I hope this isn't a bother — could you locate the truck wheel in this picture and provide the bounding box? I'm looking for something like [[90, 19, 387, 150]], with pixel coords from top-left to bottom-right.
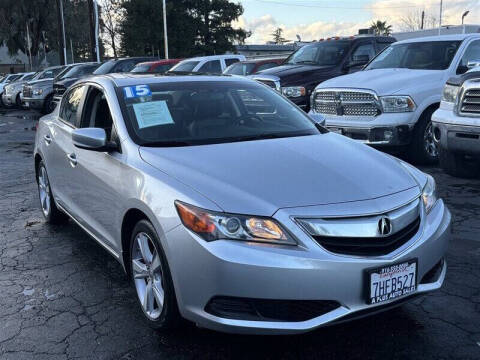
[[408, 108, 438, 165], [42, 94, 55, 114], [439, 148, 478, 179], [15, 94, 22, 108]]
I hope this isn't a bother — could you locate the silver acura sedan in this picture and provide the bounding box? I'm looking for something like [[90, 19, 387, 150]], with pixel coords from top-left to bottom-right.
[[34, 74, 451, 334]]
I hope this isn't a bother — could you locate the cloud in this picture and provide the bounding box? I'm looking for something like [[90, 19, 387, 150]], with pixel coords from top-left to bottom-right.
[[236, 0, 479, 44]]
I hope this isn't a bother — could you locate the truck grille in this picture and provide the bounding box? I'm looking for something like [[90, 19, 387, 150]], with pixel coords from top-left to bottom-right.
[[23, 85, 32, 98], [460, 88, 480, 115], [314, 90, 380, 117]]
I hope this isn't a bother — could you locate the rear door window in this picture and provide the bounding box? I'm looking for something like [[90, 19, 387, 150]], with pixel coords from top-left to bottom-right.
[[198, 60, 222, 74]]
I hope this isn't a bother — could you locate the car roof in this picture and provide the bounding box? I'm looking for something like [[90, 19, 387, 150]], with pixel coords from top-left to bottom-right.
[[240, 58, 285, 64], [395, 33, 480, 45], [92, 73, 252, 88], [181, 54, 245, 61]]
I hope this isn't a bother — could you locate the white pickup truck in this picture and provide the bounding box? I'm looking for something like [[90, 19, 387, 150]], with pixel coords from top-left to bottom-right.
[[309, 34, 480, 164], [432, 67, 480, 177]]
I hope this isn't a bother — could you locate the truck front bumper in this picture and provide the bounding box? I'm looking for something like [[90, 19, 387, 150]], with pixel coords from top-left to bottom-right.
[[432, 108, 480, 155], [312, 112, 415, 146]]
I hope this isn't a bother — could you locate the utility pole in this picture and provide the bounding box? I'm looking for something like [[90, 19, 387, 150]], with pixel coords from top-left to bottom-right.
[[163, 0, 169, 59], [25, 22, 33, 71], [438, 0, 443, 35], [88, 0, 97, 62], [94, 0, 100, 62], [421, 11, 425, 30], [56, 0, 66, 65], [70, 38, 74, 63], [42, 31, 48, 66]]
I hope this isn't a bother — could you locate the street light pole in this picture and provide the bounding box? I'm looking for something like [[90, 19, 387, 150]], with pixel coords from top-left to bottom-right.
[[462, 10, 470, 34], [162, 0, 169, 59], [438, 0, 443, 35], [60, 0, 67, 64], [94, 0, 100, 62]]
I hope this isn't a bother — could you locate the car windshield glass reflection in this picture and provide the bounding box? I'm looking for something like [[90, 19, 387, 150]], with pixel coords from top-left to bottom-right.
[[118, 81, 320, 146], [366, 41, 462, 70], [285, 41, 351, 66]]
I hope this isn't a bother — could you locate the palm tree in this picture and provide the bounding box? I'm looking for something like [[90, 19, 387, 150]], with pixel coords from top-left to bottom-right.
[[370, 20, 393, 36]]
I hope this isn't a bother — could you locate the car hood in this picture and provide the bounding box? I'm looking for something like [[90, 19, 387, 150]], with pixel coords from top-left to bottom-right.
[[54, 78, 79, 87], [257, 64, 336, 82], [318, 68, 445, 95], [139, 134, 418, 216], [26, 79, 53, 87]]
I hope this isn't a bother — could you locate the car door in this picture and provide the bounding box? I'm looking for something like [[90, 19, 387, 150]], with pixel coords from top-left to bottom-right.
[[67, 85, 127, 252], [44, 84, 87, 216]]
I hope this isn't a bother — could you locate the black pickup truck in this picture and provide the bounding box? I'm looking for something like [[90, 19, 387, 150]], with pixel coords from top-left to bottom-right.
[[252, 35, 396, 111]]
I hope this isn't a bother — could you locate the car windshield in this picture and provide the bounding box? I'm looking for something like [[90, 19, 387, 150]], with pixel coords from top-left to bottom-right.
[[169, 61, 200, 73], [93, 60, 117, 75], [38, 68, 63, 80], [7, 75, 21, 82], [224, 62, 256, 75], [22, 73, 35, 81], [285, 41, 351, 66], [59, 64, 100, 79], [366, 41, 462, 70], [118, 80, 321, 146], [131, 64, 151, 72]]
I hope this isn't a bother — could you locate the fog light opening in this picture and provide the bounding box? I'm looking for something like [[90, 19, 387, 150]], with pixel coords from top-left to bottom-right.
[[383, 130, 393, 142]]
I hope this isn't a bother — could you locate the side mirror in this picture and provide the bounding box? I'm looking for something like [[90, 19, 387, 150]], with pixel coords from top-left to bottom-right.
[[467, 60, 480, 69], [72, 128, 115, 152]]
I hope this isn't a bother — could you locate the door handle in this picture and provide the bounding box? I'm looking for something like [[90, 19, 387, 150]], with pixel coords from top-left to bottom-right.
[[44, 134, 52, 145], [67, 153, 77, 167]]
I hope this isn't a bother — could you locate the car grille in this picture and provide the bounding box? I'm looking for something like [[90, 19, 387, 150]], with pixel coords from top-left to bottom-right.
[[314, 90, 380, 117], [459, 88, 480, 115], [297, 198, 421, 256], [205, 296, 341, 322], [53, 84, 66, 97], [311, 217, 420, 256], [23, 85, 32, 98]]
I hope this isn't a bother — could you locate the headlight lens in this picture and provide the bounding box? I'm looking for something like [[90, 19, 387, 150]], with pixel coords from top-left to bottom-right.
[[380, 96, 416, 113], [33, 88, 43, 95], [441, 84, 459, 104], [422, 175, 438, 213], [175, 201, 296, 245], [281, 86, 306, 98]]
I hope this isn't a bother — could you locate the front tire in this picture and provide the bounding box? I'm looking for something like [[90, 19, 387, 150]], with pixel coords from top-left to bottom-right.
[[439, 148, 478, 178], [408, 108, 438, 165], [37, 161, 69, 224], [129, 220, 181, 330], [42, 94, 55, 114]]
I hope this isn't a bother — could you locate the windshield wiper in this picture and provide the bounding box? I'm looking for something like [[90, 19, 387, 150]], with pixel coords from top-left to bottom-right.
[[140, 140, 192, 147]]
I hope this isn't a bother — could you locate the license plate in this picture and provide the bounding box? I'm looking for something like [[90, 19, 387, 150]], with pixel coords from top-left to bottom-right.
[[366, 259, 417, 305], [329, 127, 343, 135]]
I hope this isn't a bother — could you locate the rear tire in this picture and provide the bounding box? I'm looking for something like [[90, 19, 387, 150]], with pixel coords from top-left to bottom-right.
[[439, 148, 478, 178], [408, 108, 438, 165], [129, 219, 181, 330], [37, 160, 69, 224]]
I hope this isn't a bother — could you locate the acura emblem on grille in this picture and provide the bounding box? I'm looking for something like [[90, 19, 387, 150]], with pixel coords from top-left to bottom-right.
[[378, 216, 392, 236]]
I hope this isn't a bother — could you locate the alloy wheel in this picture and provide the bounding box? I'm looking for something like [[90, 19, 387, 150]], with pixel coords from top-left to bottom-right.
[[132, 232, 165, 320], [38, 166, 51, 217], [424, 121, 438, 158]]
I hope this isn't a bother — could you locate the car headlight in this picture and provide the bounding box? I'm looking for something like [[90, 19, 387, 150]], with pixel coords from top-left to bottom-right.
[[441, 84, 459, 104], [422, 175, 438, 213], [175, 201, 296, 245], [33, 88, 43, 95], [281, 86, 306, 98], [380, 96, 416, 113]]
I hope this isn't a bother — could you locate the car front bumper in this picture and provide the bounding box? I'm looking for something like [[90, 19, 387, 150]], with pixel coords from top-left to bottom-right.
[[432, 108, 480, 155], [164, 198, 451, 334], [313, 112, 416, 146], [22, 96, 45, 109]]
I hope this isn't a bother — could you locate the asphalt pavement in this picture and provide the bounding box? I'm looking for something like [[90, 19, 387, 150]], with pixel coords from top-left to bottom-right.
[[0, 109, 479, 360]]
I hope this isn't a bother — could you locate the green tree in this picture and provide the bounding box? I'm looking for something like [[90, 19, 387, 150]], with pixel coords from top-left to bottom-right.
[[271, 27, 287, 44], [119, 0, 249, 58], [370, 20, 393, 36]]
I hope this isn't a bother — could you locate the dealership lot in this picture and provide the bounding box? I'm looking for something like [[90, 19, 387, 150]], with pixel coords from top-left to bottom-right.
[[0, 110, 479, 360]]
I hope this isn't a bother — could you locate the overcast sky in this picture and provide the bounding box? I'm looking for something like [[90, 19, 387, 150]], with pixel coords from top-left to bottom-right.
[[235, 0, 480, 43]]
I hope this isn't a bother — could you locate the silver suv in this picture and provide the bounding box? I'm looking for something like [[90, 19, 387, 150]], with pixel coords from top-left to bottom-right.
[[34, 74, 451, 334]]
